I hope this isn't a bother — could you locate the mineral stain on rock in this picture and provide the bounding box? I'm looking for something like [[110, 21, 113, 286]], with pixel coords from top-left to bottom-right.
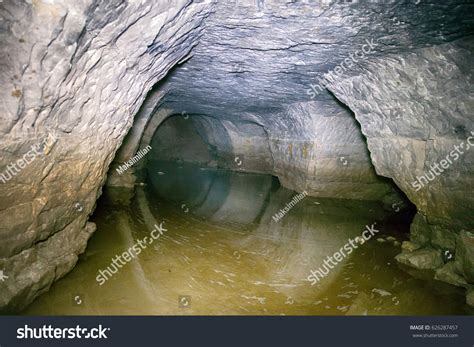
[[11, 89, 21, 98]]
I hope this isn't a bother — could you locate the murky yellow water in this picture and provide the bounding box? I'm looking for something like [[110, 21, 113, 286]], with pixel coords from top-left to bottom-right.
[[24, 165, 470, 315]]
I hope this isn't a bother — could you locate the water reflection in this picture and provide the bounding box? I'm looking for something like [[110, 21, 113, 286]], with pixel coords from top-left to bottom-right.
[[148, 161, 274, 225], [23, 162, 470, 315]]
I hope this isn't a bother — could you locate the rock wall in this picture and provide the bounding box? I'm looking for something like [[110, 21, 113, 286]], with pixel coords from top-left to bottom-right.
[[150, 115, 217, 166], [0, 0, 212, 312], [1, 0, 473, 312], [140, 0, 473, 301], [328, 38, 474, 294], [153, 0, 474, 201], [265, 101, 395, 200], [137, 101, 396, 201]]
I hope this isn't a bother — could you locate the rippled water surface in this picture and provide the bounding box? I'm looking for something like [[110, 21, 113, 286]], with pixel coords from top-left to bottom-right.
[[24, 163, 470, 315]]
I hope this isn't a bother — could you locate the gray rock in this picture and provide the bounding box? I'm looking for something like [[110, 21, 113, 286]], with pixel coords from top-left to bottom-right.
[[431, 226, 457, 252], [0, 0, 213, 312], [0, 221, 95, 313], [467, 288, 474, 307], [434, 262, 467, 287], [401, 241, 421, 253], [1, 0, 473, 312], [456, 231, 474, 283], [396, 248, 444, 270], [409, 214, 432, 247]]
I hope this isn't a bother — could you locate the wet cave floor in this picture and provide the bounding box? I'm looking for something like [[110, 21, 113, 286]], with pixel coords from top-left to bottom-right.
[[23, 164, 469, 315]]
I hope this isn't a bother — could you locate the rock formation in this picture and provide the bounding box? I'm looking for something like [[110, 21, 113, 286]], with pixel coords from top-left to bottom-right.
[[0, 0, 473, 312], [0, 0, 212, 312]]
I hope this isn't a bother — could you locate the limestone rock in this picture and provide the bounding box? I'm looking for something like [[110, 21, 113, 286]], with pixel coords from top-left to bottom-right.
[[434, 262, 468, 287], [0, 0, 213, 312], [1, 0, 473, 313], [456, 230, 474, 283], [467, 288, 474, 307], [431, 226, 457, 252], [396, 248, 444, 270], [409, 214, 432, 247], [401, 241, 421, 253]]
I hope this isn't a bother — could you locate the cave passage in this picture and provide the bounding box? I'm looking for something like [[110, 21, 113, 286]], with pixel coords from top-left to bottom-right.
[[2, 0, 474, 319], [22, 114, 468, 315]]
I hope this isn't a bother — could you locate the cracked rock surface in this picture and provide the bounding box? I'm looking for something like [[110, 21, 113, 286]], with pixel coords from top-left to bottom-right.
[[0, 0, 212, 312]]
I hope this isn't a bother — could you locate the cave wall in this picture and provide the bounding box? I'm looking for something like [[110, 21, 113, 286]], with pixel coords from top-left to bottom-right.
[[264, 101, 395, 200], [156, 0, 474, 201], [143, 0, 473, 295], [328, 39, 474, 231], [211, 119, 275, 173], [136, 104, 395, 200], [327, 38, 474, 288], [1, 0, 473, 312], [0, 0, 213, 312], [108, 0, 474, 205], [106, 87, 169, 190], [151, 115, 216, 166]]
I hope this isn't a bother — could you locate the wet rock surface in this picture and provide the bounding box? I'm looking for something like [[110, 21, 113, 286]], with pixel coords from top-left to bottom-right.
[[456, 231, 474, 283], [158, 1, 474, 202], [1, 0, 473, 311], [434, 262, 468, 288], [395, 248, 444, 270], [0, 0, 212, 312], [467, 288, 474, 307]]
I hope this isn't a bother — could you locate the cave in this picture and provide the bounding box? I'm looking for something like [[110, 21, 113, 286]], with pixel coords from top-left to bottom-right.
[[0, 0, 473, 315]]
